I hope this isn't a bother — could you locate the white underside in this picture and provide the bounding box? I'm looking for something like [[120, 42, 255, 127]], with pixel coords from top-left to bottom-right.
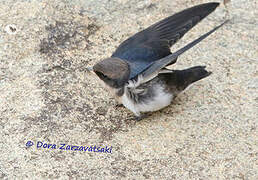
[[96, 73, 174, 116], [121, 76, 174, 116]]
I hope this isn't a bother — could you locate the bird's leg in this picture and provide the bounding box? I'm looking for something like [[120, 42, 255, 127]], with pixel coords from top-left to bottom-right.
[[114, 103, 124, 108], [134, 113, 149, 121]]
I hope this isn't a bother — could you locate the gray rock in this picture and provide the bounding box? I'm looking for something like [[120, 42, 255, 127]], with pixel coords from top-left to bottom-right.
[[0, 0, 257, 179]]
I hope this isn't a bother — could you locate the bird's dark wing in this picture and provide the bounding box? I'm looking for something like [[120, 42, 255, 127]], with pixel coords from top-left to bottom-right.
[[141, 20, 228, 81], [111, 2, 219, 79]]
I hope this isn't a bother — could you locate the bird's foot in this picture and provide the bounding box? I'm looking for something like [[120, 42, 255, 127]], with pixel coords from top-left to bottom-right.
[[134, 114, 148, 121], [114, 104, 124, 108]]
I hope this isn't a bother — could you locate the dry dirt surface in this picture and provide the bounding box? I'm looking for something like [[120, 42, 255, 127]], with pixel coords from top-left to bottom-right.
[[0, 0, 257, 179]]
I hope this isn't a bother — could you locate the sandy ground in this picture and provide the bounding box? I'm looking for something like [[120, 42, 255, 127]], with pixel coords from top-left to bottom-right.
[[0, 0, 257, 179]]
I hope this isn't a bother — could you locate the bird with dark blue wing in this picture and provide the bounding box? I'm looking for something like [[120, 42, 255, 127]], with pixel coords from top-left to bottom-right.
[[91, 2, 227, 120]]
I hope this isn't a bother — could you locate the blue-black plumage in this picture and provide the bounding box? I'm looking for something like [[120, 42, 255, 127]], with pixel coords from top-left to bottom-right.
[[91, 2, 227, 120], [112, 2, 220, 79]]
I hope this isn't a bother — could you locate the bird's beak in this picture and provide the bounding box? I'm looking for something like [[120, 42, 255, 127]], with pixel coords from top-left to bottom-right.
[[86, 66, 93, 72]]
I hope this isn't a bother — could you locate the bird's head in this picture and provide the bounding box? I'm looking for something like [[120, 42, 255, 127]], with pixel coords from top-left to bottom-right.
[[93, 57, 130, 88]]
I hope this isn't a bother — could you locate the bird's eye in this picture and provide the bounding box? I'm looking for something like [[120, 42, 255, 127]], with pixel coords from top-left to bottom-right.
[[101, 73, 107, 78], [96, 72, 109, 80]]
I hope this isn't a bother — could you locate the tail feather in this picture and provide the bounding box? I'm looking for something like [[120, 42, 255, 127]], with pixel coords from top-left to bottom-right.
[[175, 66, 212, 90], [161, 66, 212, 92]]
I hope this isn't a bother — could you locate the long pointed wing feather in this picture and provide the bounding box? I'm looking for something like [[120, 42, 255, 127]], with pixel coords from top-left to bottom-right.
[[112, 3, 220, 79], [140, 20, 229, 80]]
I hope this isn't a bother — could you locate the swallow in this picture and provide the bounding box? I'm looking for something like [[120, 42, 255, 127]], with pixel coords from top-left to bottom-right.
[[90, 2, 227, 120]]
